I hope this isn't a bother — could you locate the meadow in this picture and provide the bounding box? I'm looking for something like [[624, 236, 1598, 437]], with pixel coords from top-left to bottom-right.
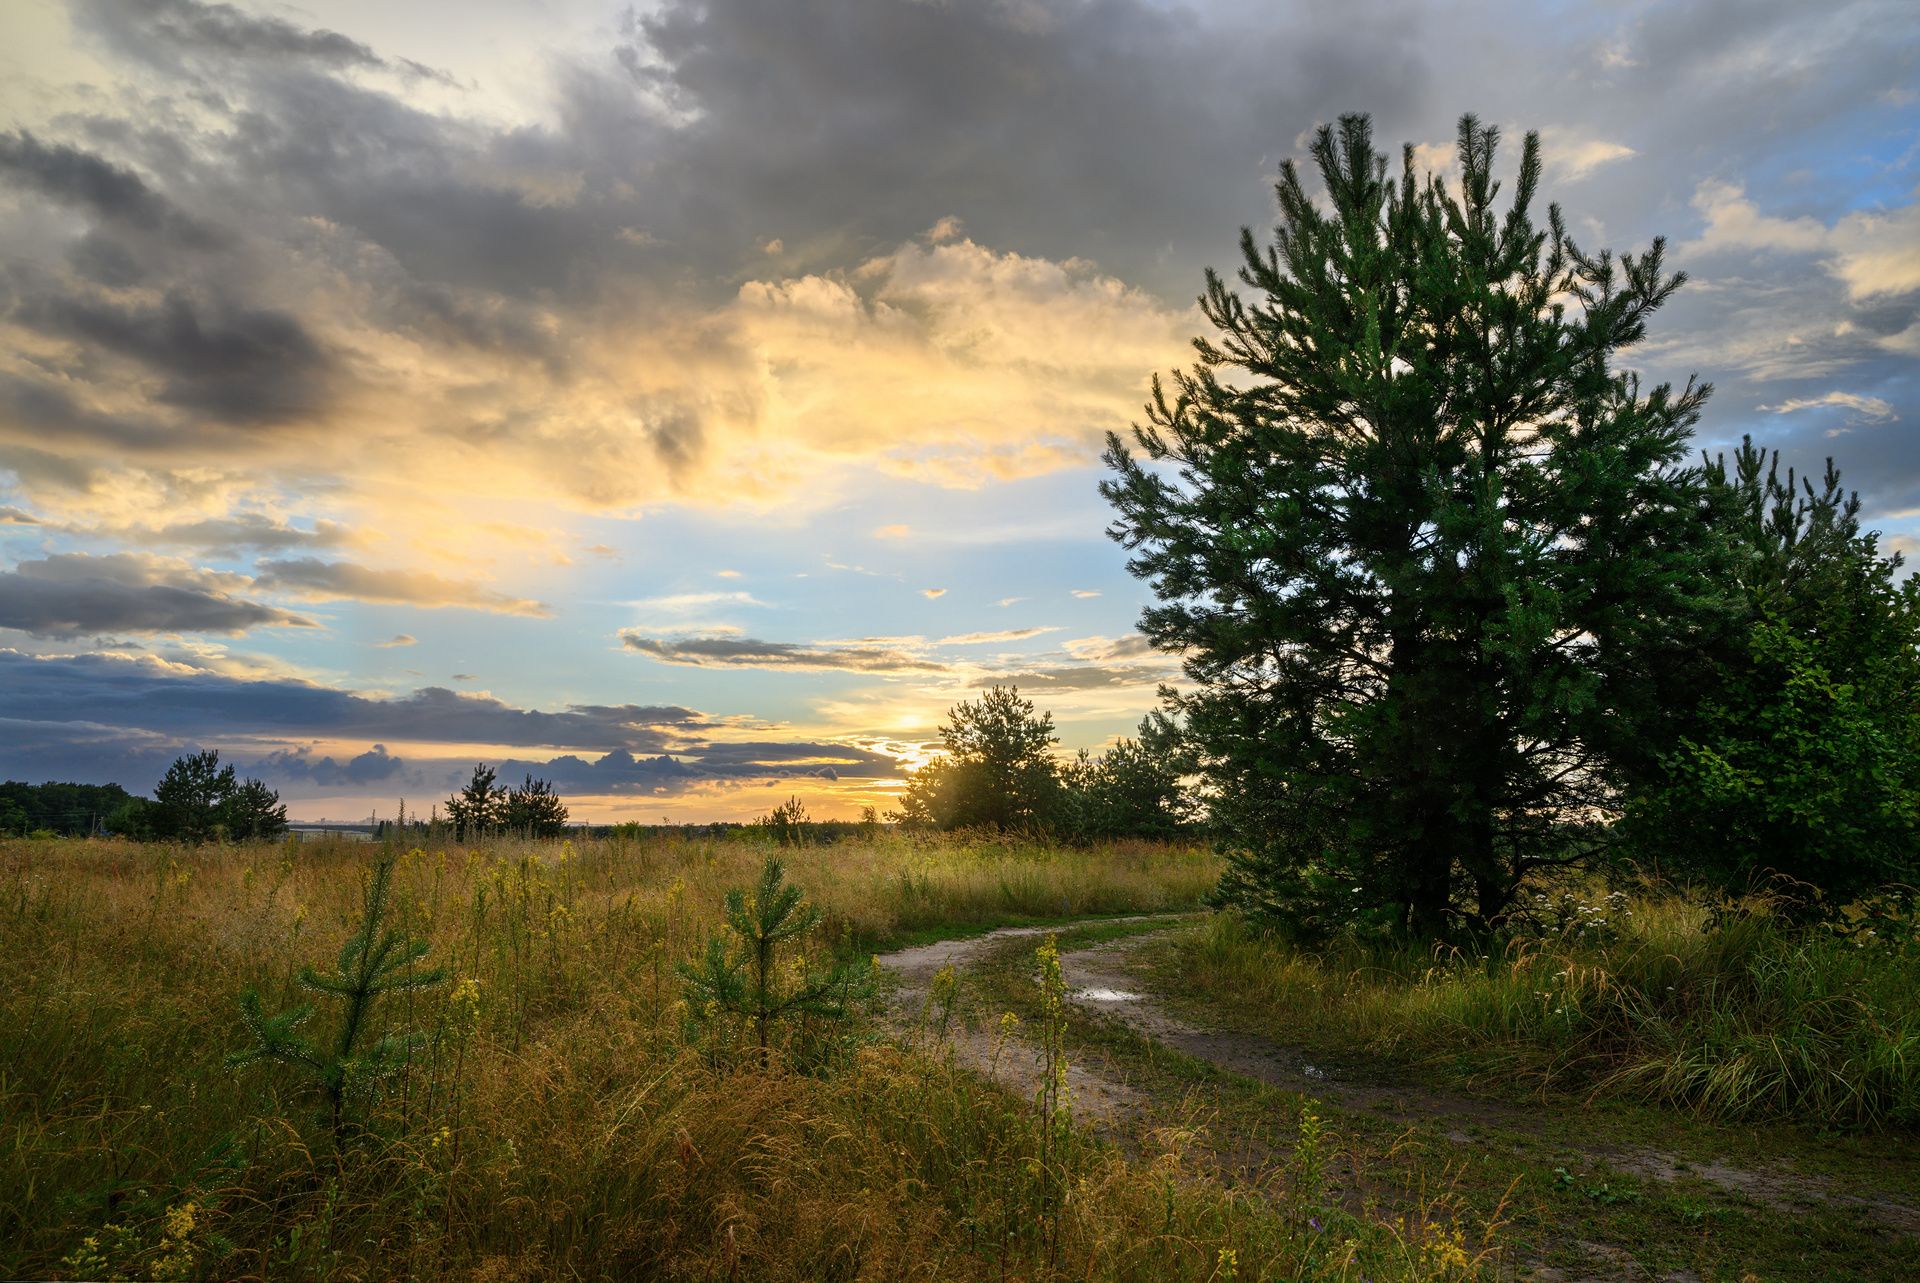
[[2, 830, 1504, 1283], [6, 832, 1914, 1282]]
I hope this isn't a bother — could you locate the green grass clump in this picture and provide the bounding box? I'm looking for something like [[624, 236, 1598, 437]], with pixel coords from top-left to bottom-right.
[[1174, 887, 1920, 1127]]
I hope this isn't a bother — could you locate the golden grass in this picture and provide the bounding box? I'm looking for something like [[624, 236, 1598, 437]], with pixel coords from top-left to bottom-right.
[[0, 831, 1504, 1281]]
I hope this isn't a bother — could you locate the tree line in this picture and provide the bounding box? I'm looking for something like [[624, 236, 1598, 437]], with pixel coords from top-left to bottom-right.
[[1095, 112, 1918, 936], [892, 685, 1191, 841]]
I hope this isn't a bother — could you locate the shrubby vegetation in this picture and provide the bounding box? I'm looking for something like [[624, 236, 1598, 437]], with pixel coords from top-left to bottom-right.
[[896, 686, 1191, 842]]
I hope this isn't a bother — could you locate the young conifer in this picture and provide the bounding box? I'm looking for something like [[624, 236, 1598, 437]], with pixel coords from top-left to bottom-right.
[[229, 853, 446, 1138], [680, 856, 871, 1060]]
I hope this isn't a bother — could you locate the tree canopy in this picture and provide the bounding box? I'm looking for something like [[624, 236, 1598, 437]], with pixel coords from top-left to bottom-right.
[[1104, 113, 1712, 937]]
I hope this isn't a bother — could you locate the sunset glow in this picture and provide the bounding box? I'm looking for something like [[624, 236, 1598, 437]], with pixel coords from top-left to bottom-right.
[[1, 0, 1914, 822]]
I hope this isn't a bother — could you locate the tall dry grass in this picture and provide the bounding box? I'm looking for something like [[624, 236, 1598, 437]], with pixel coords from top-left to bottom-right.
[[0, 831, 1501, 1281], [1176, 886, 1920, 1128]]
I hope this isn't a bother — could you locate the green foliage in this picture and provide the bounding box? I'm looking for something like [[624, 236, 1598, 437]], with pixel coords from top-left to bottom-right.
[[152, 751, 284, 843], [443, 763, 504, 840], [1624, 440, 1920, 915], [228, 853, 446, 1138], [153, 751, 236, 842], [0, 780, 138, 836], [222, 777, 289, 842], [500, 774, 569, 838], [1061, 713, 1193, 842], [897, 685, 1064, 832], [678, 855, 872, 1060], [1102, 113, 1712, 937]]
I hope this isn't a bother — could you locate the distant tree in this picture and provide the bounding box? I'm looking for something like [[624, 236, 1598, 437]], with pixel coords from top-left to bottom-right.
[[105, 797, 155, 840], [1063, 713, 1193, 841], [153, 750, 240, 842], [1623, 441, 1920, 914], [758, 795, 809, 846], [1103, 114, 1713, 937], [896, 686, 1063, 832], [222, 777, 289, 842], [444, 764, 506, 841], [0, 780, 139, 836], [501, 774, 570, 838]]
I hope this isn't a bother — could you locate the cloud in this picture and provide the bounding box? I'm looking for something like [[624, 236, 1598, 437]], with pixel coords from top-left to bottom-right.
[[621, 632, 946, 673], [1690, 180, 1920, 302], [377, 633, 417, 648], [0, 553, 314, 637], [936, 627, 1058, 645], [0, 648, 900, 799], [0, 649, 712, 751], [1070, 589, 1100, 599], [920, 587, 947, 599], [1537, 130, 1635, 182], [76, 0, 390, 73], [1761, 391, 1898, 423], [17, 287, 340, 426], [873, 523, 912, 539], [0, 132, 227, 249], [258, 742, 407, 787], [630, 590, 769, 613], [253, 558, 550, 616]]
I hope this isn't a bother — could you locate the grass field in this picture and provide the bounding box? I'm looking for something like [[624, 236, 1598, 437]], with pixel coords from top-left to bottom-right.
[[5, 833, 1912, 1281], [0, 830, 1491, 1283]]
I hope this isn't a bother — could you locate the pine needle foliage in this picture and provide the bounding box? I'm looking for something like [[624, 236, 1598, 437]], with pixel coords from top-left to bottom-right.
[[680, 856, 872, 1060], [228, 852, 446, 1138], [1103, 112, 1715, 938]]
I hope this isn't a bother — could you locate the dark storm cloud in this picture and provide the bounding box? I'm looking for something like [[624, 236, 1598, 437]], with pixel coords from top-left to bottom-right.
[[0, 650, 709, 751], [622, 632, 945, 673], [586, 0, 1429, 295], [256, 742, 407, 787], [19, 288, 336, 425], [0, 652, 898, 796], [0, 553, 313, 637], [0, 132, 228, 248], [82, 0, 384, 71]]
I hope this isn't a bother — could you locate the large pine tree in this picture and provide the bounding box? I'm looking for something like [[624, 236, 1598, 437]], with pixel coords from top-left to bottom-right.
[[1103, 114, 1713, 937]]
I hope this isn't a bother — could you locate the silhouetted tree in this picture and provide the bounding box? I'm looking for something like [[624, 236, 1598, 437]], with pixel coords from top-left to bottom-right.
[[1104, 114, 1713, 937], [223, 777, 289, 842], [501, 774, 570, 838], [896, 686, 1062, 831], [153, 750, 239, 842], [444, 764, 505, 841], [1062, 713, 1193, 841]]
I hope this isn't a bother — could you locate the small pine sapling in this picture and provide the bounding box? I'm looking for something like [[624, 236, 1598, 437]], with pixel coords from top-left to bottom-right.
[[229, 853, 446, 1139], [679, 856, 871, 1062]]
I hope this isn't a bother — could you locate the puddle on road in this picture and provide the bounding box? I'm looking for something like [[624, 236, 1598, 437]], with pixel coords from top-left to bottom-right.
[[1076, 987, 1142, 1002]]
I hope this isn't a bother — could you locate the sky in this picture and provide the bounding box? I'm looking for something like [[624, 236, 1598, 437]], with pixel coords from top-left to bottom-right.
[[0, 0, 1914, 823]]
